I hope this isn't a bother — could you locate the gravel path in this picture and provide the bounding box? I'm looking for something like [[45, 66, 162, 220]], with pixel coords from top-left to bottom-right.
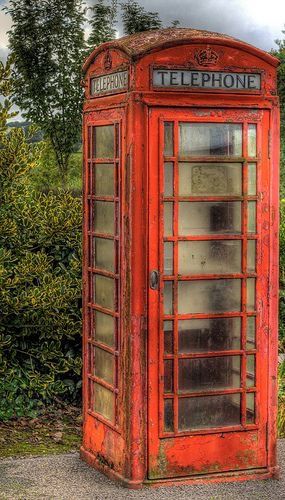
[[0, 441, 285, 499]]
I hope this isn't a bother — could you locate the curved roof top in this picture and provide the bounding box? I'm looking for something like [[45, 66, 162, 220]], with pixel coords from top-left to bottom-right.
[[83, 27, 279, 72]]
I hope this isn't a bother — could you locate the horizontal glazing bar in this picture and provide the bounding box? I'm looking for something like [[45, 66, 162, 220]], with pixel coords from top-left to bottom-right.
[[164, 157, 250, 163], [88, 268, 119, 279], [161, 424, 259, 438], [162, 196, 258, 202], [163, 349, 257, 359], [88, 232, 119, 240], [88, 374, 118, 393], [88, 195, 119, 201], [162, 274, 257, 280], [90, 157, 120, 163], [87, 339, 118, 355], [87, 410, 120, 433], [163, 312, 252, 320], [88, 303, 119, 317], [163, 235, 258, 241]]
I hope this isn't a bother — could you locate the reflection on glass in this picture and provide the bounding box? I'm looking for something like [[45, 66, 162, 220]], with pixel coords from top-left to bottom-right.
[[246, 393, 255, 424], [164, 399, 174, 432], [94, 125, 114, 158], [94, 275, 115, 310], [178, 279, 241, 314], [179, 123, 242, 156], [164, 321, 173, 354], [179, 202, 242, 235], [178, 356, 240, 393], [94, 163, 114, 196], [95, 311, 115, 347], [164, 122, 174, 156], [246, 355, 255, 387], [164, 360, 173, 393], [94, 201, 114, 234], [164, 281, 173, 315], [246, 316, 256, 349], [164, 202, 173, 236], [179, 163, 242, 196], [178, 394, 241, 430], [164, 242, 173, 275], [94, 383, 114, 422], [94, 347, 114, 385], [248, 124, 257, 157], [178, 240, 241, 275], [164, 162, 173, 196], [248, 163, 257, 195], [247, 240, 256, 272], [178, 318, 241, 353], [247, 278, 255, 311], [95, 238, 114, 272], [248, 202, 256, 233]]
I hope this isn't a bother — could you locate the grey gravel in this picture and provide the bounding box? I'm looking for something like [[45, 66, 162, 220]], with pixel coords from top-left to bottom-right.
[[0, 441, 285, 499]]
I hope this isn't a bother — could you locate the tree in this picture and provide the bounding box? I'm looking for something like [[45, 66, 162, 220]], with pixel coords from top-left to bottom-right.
[[121, 0, 162, 35], [7, 0, 86, 187], [272, 28, 285, 197], [88, 0, 118, 50]]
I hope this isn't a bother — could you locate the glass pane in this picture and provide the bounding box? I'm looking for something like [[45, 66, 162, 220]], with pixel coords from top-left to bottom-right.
[[94, 383, 114, 422], [178, 240, 241, 275], [246, 393, 255, 423], [164, 242, 173, 275], [164, 281, 173, 315], [94, 347, 114, 385], [164, 202, 173, 236], [164, 360, 173, 393], [178, 394, 241, 430], [178, 356, 241, 393], [164, 399, 174, 432], [248, 163, 257, 195], [246, 316, 256, 349], [247, 240, 256, 272], [164, 122, 174, 156], [248, 202, 256, 233], [94, 163, 114, 196], [94, 125, 114, 158], [164, 162, 173, 196], [95, 311, 115, 347], [179, 123, 242, 156], [178, 279, 241, 314], [95, 238, 115, 272], [247, 278, 255, 311], [94, 201, 114, 234], [179, 163, 242, 196], [248, 124, 257, 157], [247, 355, 255, 387], [179, 202, 241, 235], [164, 321, 173, 354], [94, 275, 115, 310], [178, 318, 241, 353]]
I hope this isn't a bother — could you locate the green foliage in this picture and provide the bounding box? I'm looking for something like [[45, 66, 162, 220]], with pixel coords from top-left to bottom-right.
[[88, 0, 117, 49], [278, 360, 285, 436], [121, 0, 162, 35]]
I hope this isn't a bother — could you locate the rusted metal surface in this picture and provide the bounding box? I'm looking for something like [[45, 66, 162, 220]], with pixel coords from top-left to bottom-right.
[[81, 28, 279, 488]]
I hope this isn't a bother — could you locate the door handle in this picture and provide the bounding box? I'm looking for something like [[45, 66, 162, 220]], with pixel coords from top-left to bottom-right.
[[150, 270, 159, 290]]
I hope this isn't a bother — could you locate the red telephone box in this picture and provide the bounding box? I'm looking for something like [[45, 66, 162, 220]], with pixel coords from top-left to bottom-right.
[[81, 28, 280, 488]]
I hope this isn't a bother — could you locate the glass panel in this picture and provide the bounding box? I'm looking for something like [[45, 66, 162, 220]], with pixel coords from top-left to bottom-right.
[[94, 201, 114, 234], [247, 202, 256, 233], [178, 318, 241, 353], [247, 278, 255, 311], [95, 238, 114, 272], [164, 360, 173, 393], [164, 242, 173, 275], [164, 399, 174, 432], [95, 311, 115, 348], [94, 275, 115, 310], [246, 393, 255, 423], [164, 202, 173, 236], [94, 163, 114, 196], [178, 240, 241, 275], [164, 281, 173, 315], [246, 355, 255, 387], [178, 356, 241, 393], [178, 279, 241, 314], [94, 347, 114, 385], [164, 122, 174, 156], [94, 125, 114, 158], [179, 163, 242, 196], [94, 383, 114, 422], [179, 123, 242, 157], [164, 162, 173, 196], [179, 202, 242, 235], [164, 321, 173, 354], [178, 394, 241, 430], [247, 240, 256, 272], [246, 316, 256, 349], [248, 124, 257, 157], [248, 163, 257, 195]]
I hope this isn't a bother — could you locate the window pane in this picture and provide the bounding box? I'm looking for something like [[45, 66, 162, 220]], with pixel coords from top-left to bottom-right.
[[179, 202, 242, 235], [164, 122, 174, 156], [179, 163, 242, 196], [178, 394, 241, 430], [164, 399, 174, 432], [164, 242, 173, 275], [164, 202, 173, 236], [247, 240, 256, 272], [94, 383, 114, 422], [248, 163, 257, 195], [248, 202, 256, 233], [94, 347, 114, 385], [178, 318, 241, 353], [248, 124, 257, 157], [178, 279, 241, 314], [178, 240, 241, 275], [94, 275, 115, 310], [94, 125, 114, 158], [247, 278, 255, 311], [164, 321, 173, 354], [178, 356, 241, 393], [95, 311, 115, 347], [246, 355, 255, 387], [246, 393, 255, 424], [95, 238, 115, 272], [179, 123, 242, 156], [94, 201, 114, 234], [164, 281, 173, 315], [246, 316, 256, 349], [94, 163, 114, 196], [164, 360, 173, 393], [164, 162, 173, 196]]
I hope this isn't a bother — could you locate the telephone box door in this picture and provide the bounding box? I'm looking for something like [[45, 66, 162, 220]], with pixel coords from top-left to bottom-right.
[[148, 108, 270, 479]]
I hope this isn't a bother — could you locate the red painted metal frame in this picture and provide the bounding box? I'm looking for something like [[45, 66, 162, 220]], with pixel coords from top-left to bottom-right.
[[81, 29, 279, 488]]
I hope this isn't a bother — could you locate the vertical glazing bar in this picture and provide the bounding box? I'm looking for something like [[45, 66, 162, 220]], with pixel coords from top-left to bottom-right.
[[160, 119, 167, 435], [241, 122, 248, 426], [173, 120, 179, 434]]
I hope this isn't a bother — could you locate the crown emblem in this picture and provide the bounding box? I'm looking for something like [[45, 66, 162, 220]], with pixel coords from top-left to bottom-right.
[[195, 46, 219, 66], [104, 50, 112, 70]]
